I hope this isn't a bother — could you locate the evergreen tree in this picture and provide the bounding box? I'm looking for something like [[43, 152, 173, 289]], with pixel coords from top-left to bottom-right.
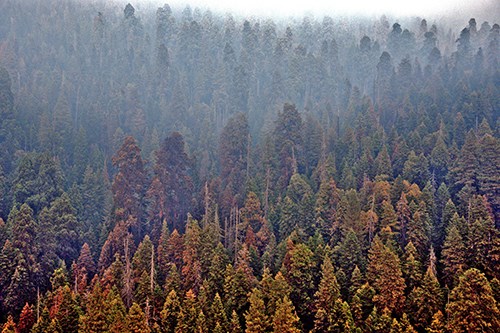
[[111, 136, 146, 237], [127, 302, 151, 333], [272, 296, 301, 333], [229, 310, 242, 333], [408, 264, 444, 330], [147, 132, 193, 232], [1, 315, 16, 333], [312, 256, 346, 333], [175, 290, 198, 333], [367, 236, 406, 315], [441, 223, 467, 286], [17, 303, 35, 333], [245, 288, 270, 333], [446, 268, 500, 332], [210, 293, 228, 332], [281, 241, 316, 326]]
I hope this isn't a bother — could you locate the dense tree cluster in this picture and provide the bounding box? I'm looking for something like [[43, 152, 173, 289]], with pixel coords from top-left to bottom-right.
[[0, 1, 499, 332]]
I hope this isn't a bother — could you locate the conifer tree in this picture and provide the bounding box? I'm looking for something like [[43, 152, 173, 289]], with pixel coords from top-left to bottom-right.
[[160, 290, 181, 333], [127, 302, 151, 333], [367, 236, 406, 314], [148, 132, 193, 232], [273, 296, 301, 333], [312, 256, 347, 333], [111, 136, 146, 233], [210, 293, 228, 332], [441, 223, 467, 286], [403, 242, 422, 291], [175, 290, 198, 333], [281, 241, 316, 326], [245, 288, 270, 333], [408, 264, 444, 329], [105, 287, 128, 333], [78, 283, 108, 333], [1, 315, 16, 333], [425, 311, 446, 333], [17, 303, 35, 333], [229, 310, 242, 333], [446, 268, 500, 332], [182, 215, 203, 293]]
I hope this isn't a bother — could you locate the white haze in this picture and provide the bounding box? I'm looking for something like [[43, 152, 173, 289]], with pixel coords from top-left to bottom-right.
[[130, 0, 499, 21]]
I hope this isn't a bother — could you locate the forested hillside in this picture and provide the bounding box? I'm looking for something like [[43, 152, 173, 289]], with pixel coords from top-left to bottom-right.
[[0, 0, 499, 332]]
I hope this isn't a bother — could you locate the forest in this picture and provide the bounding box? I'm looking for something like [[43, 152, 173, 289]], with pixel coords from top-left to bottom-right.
[[0, 0, 499, 332]]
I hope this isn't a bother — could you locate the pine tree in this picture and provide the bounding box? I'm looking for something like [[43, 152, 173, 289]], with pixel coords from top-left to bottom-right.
[[111, 136, 146, 236], [477, 134, 500, 222], [396, 192, 411, 249], [51, 285, 80, 333], [210, 293, 228, 332], [219, 113, 250, 215], [441, 223, 467, 287], [273, 296, 301, 333], [408, 264, 444, 329], [312, 256, 346, 333], [446, 268, 500, 332], [105, 287, 128, 333], [160, 290, 181, 333], [44, 193, 81, 265], [1, 315, 16, 333], [175, 290, 198, 333], [78, 283, 108, 333], [17, 303, 35, 333], [182, 215, 203, 293], [403, 242, 422, 291], [193, 311, 207, 333], [281, 241, 316, 326], [425, 311, 446, 333], [245, 288, 270, 333], [127, 302, 151, 333], [147, 132, 193, 232], [229, 310, 242, 333], [367, 236, 406, 315], [31, 307, 51, 333], [223, 264, 252, 320]]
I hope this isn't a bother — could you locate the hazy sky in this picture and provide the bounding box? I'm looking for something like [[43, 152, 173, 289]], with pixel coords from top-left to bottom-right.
[[139, 0, 498, 19]]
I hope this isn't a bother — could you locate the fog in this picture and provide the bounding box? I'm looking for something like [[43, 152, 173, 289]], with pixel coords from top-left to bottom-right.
[[131, 0, 499, 21]]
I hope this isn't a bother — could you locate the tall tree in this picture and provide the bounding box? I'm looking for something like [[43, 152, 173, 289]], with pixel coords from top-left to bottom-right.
[[219, 113, 250, 216], [147, 132, 193, 232], [446, 268, 500, 332], [111, 136, 146, 237], [367, 236, 406, 315], [272, 296, 301, 333]]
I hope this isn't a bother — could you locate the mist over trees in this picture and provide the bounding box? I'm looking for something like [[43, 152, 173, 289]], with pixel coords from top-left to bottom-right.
[[0, 0, 499, 332]]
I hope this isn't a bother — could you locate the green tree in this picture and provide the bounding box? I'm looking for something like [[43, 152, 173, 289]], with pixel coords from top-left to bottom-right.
[[408, 264, 444, 330], [441, 223, 467, 287], [210, 293, 228, 332], [175, 290, 198, 333], [160, 290, 181, 333], [219, 113, 249, 215], [446, 268, 500, 332], [281, 241, 316, 326]]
